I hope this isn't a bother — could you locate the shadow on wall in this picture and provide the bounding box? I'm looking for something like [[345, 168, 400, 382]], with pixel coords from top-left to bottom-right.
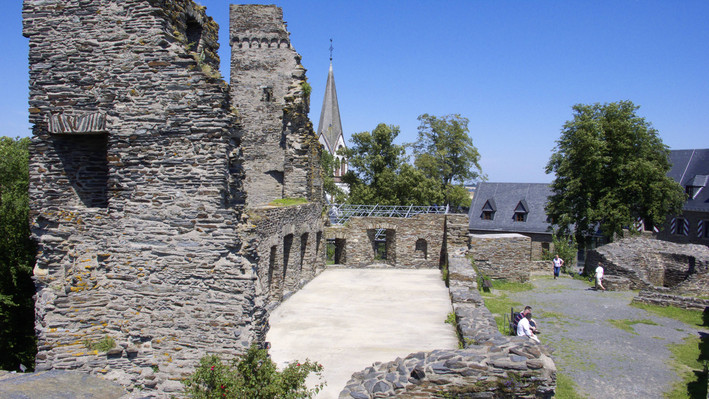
[[52, 134, 108, 208]]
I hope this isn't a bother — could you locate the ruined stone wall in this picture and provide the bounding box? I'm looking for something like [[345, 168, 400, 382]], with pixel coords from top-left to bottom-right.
[[243, 203, 325, 308], [586, 236, 709, 291], [229, 5, 321, 207], [444, 214, 470, 252], [326, 214, 446, 268], [470, 234, 535, 282], [24, 1, 324, 394]]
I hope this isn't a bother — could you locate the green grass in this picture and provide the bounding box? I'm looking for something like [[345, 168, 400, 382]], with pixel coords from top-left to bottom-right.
[[480, 279, 533, 334], [267, 197, 309, 206], [607, 318, 658, 335], [83, 336, 116, 352], [664, 334, 708, 399], [555, 372, 586, 398], [631, 302, 705, 327]]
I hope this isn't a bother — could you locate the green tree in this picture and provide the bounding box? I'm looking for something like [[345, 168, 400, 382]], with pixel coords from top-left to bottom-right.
[[0, 136, 36, 371], [341, 124, 407, 205], [411, 114, 483, 207], [545, 101, 685, 244], [320, 149, 346, 203]]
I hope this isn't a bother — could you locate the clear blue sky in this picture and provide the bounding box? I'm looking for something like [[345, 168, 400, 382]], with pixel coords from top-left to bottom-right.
[[3, 1, 708, 183]]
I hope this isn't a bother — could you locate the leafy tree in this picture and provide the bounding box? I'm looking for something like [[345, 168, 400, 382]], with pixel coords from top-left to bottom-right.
[[0, 136, 36, 371], [341, 124, 407, 205], [545, 101, 685, 244], [541, 234, 577, 273], [183, 344, 324, 399], [411, 114, 483, 206], [320, 150, 346, 203]]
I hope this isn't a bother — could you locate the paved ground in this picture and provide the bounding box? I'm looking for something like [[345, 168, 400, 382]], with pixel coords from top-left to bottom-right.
[[266, 268, 459, 399], [507, 275, 706, 398]]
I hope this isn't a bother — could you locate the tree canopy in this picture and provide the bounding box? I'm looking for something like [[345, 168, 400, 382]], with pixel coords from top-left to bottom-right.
[[411, 114, 483, 205], [342, 124, 446, 206], [545, 101, 685, 243], [340, 115, 482, 209], [0, 136, 36, 370]]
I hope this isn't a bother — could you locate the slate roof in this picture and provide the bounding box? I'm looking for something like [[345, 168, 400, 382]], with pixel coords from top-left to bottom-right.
[[316, 62, 343, 154], [668, 149, 709, 212], [468, 182, 553, 235]]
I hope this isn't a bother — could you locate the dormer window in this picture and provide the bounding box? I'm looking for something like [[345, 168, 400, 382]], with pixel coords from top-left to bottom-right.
[[514, 200, 528, 222], [481, 199, 496, 220], [686, 175, 707, 200]]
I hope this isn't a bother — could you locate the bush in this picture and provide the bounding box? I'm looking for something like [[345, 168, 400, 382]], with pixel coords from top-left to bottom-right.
[[184, 344, 324, 399], [541, 234, 577, 273]]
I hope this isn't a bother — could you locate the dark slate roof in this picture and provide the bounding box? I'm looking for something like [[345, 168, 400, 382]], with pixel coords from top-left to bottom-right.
[[668, 149, 709, 212], [468, 182, 553, 234], [316, 62, 343, 154]]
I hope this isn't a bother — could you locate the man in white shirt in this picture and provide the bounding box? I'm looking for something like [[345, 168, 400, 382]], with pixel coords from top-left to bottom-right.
[[595, 262, 606, 291], [516, 308, 540, 343]]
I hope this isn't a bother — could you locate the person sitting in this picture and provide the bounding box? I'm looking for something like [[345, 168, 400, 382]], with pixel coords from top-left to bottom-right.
[[513, 306, 540, 334], [516, 306, 540, 343]]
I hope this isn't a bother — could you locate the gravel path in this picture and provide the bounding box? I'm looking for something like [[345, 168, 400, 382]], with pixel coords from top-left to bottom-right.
[[507, 276, 706, 398]]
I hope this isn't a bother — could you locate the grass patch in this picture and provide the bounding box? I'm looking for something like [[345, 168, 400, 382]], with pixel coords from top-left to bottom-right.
[[267, 198, 308, 207], [608, 318, 658, 335], [664, 334, 708, 399], [480, 280, 535, 334], [555, 372, 586, 398], [83, 336, 116, 352], [631, 302, 706, 327]]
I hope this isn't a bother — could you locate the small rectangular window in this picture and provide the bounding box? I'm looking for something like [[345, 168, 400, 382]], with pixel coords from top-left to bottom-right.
[[482, 211, 494, 220], [514, 212, 526, 222]]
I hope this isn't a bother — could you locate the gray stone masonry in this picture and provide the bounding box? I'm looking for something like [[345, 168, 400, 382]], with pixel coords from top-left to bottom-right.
[[325, 214, 449, 269], [230, 5, 321, 207], [24, 1, 324, 395], [586, 236, 709, 290], [470, 234, 543, 282], [339, 252, 556, 398]]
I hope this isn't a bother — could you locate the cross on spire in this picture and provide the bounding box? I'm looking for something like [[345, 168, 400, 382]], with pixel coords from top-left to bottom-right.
[[329, 38, 334, 61]]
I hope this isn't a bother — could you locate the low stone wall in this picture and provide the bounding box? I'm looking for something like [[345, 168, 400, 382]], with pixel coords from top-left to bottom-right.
[[338, 254, 556, 398], [632, 288, 709, 311]]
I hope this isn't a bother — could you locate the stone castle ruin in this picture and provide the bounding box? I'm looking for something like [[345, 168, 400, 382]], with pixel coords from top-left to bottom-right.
[[22, 1, 557, 397], [23, 0, 323, 392]]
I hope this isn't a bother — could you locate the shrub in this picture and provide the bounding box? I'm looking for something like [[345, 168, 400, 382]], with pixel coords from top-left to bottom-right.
[[184, 344, 324, 399]]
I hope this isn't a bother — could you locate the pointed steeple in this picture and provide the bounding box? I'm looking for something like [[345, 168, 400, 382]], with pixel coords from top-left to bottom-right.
[[317, 42, 343, 154]]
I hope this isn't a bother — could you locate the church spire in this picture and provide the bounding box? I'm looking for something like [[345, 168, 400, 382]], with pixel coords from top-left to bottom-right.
[[317, 39, 343, 154]]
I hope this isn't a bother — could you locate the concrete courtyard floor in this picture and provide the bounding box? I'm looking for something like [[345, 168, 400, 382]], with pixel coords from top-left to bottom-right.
[[266, 268, 459, 399]]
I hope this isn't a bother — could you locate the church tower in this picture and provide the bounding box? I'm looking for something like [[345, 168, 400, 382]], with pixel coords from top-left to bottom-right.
[[317, 40, 348, 183]]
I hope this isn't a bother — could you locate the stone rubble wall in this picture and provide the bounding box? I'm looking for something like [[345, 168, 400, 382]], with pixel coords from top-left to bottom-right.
[[339, 253, 556, 398], [326, 214, 448, 269], [24, 1, 324, 395], [229, 5, 321, 207], [242, 203, 325, 313], [632, 287, 709, 311], [470, 234, 541, 282], [586, 236, 709, 291]]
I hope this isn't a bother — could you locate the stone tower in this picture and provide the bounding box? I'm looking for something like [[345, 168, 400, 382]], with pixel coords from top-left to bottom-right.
[[230, 5, 322, 207], [23, 0, 325, 393]]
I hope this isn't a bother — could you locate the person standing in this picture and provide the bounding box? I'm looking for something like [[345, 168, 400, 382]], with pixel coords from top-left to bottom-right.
[[594, 262, 606, 291], [552, 254, 564, 279]]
